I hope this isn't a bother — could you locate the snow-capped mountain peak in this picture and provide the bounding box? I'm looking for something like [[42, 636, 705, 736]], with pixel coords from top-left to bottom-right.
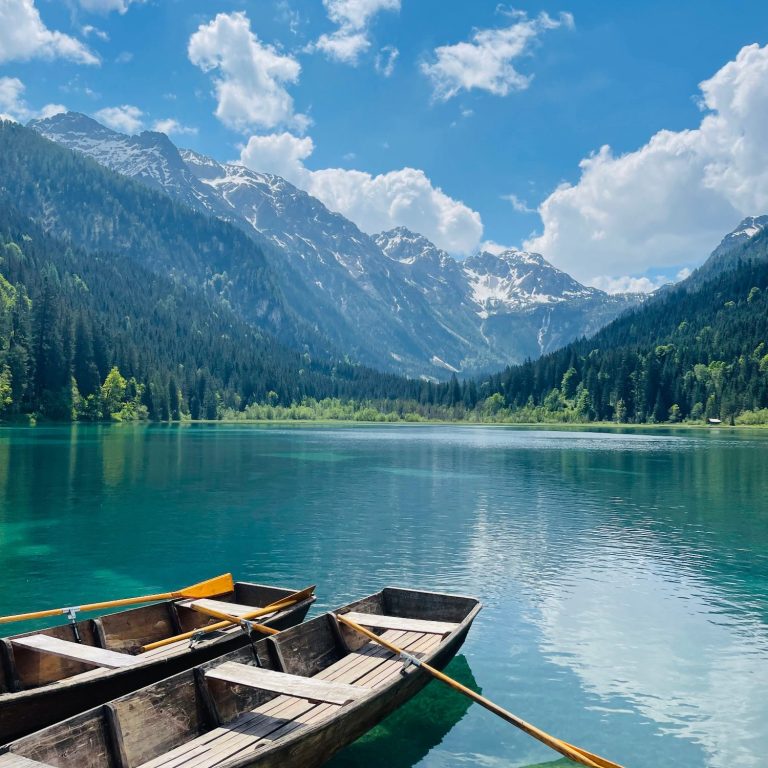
[[29, 112, 235, 218], [713, 215, 768, 258], [462, 248, 595, 317], [374, 226, 450, 266], [28, 111, 644, 377]]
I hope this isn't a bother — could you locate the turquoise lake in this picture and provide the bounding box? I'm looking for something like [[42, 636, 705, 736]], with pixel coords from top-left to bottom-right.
[[1, 423, 767, 768]]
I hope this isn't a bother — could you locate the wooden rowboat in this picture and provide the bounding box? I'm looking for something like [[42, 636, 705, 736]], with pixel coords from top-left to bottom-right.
[[0, 587, 481, 768], [0, 581, 315, 744]]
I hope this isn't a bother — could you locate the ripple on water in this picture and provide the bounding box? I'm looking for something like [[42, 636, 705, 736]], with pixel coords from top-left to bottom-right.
[[0, 424, 766, 768]]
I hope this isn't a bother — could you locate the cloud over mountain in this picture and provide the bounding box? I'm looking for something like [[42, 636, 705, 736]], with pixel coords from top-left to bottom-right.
[[188, 11, 307, 132], [527, 43, 768, 284], [239, 131, 483, 253]]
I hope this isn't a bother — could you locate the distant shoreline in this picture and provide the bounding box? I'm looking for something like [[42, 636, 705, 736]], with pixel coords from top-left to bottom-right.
[[3, 419, 762, 431]]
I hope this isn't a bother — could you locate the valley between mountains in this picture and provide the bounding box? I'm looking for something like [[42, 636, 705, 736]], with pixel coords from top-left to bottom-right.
[[30, 112, 642, 379]]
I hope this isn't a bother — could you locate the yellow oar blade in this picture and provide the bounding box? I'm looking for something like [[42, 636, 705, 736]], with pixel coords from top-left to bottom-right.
[[336, 614, 625, 768], [560, 743, 625, 768], [174, 573, 235, 600]]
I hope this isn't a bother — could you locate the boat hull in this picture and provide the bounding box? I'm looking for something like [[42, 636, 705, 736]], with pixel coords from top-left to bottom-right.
[[0, 595, 312, 744], [1, 587, 481, 768], [242, 619, 473, 768]]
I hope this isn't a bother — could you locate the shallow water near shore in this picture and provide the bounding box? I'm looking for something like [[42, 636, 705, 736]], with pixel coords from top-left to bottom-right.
[[0, 423, 766, 768]]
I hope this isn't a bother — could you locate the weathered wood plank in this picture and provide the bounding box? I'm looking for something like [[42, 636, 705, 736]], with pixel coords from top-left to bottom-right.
[[234, 702, 338, 765], [0, 755, 54, 768], [137, 696, 317, 768], [341, 612, 458, 635], [11, 636, 137, 669], [316, 631, 419, 687], [179, 600, 273, 620], [110, 670, 206, 768], [99, 603, 177, 654], [206, 663, 368, 705], [269, 616, 343, 678], [312, 629, 408, 683], [184, 702, 339, 768], [350, 633, 440, 690]]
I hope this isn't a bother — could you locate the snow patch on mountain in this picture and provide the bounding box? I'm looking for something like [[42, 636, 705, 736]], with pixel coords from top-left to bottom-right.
[[29, 111, 647, 378]]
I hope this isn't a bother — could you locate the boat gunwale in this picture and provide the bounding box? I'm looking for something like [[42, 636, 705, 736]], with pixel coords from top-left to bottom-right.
[[0, 582, 314, 701], [0, 587, 480, 768], [213, 586, 482, 768]]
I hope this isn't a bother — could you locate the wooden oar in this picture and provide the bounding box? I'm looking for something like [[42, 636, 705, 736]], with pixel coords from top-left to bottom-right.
[[0, 574, 235, 626], [336, 614, 625, 768], [141, 585, 316, 652], [186, 602, 278, 636]]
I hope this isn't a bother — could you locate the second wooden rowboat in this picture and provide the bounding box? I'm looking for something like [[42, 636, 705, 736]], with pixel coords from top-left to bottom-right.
[[0, 580, 315, 744], [0, 586, 481, 768]]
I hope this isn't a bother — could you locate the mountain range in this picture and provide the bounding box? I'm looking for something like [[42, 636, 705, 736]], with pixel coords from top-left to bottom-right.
[[3, 116, 768, 424], [483, 216, 768, 423], [29, 112, 642, 379]]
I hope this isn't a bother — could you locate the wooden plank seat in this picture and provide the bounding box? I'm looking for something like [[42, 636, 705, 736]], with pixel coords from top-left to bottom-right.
[[340, 611, 459, 636], [138, 696, 339, 768], [0, 754, 54, 768], [177, 599, 275, 620], [136, 631, 445, 768], [11, 635, 138, 670], [206, 662, 368, 706], [136, 630, 438, 768]]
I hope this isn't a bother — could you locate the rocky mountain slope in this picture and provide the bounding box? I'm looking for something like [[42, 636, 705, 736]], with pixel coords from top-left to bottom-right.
[[682, 215, 768, 291], [30, 112, 643, 378]]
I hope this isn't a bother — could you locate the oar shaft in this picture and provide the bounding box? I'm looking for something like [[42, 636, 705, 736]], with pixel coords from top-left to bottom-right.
[[187, 603, 278, 635], [0, 574, 235, 626], [336, 615, 624, 768], [141, 587, 315, 652], [0, 594, 175, 624], [143, 604, 289, 651]]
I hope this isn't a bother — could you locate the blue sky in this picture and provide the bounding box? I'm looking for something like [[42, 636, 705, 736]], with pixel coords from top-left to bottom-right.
[[3, 1, 768, 291]]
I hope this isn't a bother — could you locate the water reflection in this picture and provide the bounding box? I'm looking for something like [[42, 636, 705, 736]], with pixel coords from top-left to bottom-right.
[[327, 656, 476, 768], [536, 554, 768, 768], [0, 424, 766, 768]]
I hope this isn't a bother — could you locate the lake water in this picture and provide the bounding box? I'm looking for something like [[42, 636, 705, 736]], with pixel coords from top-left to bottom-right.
[[0, 423, 766, 768]]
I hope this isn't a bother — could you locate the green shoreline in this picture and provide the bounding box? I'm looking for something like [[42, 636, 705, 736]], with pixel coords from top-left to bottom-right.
[[7, 418, 764, 431]]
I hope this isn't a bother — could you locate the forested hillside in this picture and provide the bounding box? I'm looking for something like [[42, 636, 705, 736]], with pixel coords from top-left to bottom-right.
[[0, 121, 317, 351], [483, 230, 768, 424], [4, 120, 768, 425], [0, 202, 447, 421]]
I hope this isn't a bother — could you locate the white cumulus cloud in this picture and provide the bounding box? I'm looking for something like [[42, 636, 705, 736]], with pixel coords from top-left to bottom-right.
[[526, 43, 768, 284], [94, 104, 143, 133], [501, 193, 535, 214], [421, 10, 573, 101], [188, 11, 306, 133], [78, 0, 141, 13], [239, 131, 482, 253], [588, 275, 665, 294], [375, 45, 399, 77], [589, 267, 693, 295], [313, 0, 400, 65], [479, 239, 516, 256], [0, 77, 66, 122], [152, 118, 198, 137], [0, 0, 98, 65]]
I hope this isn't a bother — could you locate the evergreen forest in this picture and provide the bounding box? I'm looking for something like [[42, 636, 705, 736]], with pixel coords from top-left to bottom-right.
[[3, 120, 768, 425]]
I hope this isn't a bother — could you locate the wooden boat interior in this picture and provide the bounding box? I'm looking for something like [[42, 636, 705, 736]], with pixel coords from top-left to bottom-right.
[[0, 584, 299, 694], [0, 588, 480, 768]]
